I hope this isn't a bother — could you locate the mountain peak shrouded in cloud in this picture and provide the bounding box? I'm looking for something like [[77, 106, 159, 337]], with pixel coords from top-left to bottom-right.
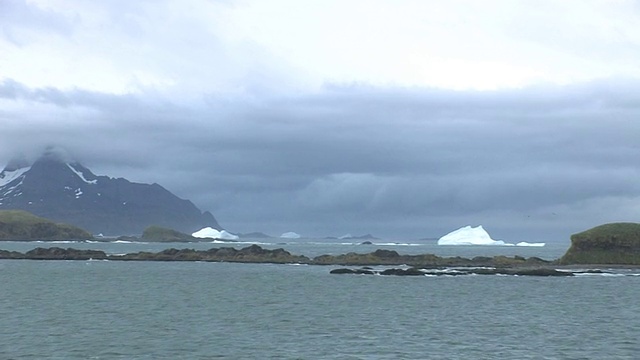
[[0, 148, 221, 236], [40, 145, 74, 164], [2, 153, 30, 173]]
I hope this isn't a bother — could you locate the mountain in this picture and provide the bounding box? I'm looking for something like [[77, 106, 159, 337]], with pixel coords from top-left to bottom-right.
[[0, 149, 220, 235]]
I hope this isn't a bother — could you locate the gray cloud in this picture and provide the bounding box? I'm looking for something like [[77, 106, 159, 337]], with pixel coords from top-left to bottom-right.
[[0, 0, 76, 45], [2, 78, 640, 241]]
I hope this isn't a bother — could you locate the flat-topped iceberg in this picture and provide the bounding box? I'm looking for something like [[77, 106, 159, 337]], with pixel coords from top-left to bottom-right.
[[437, 225, 545, 246], [192, 227, 239, 240], [281, 232, 301, 239], [438, 225, 505, 246]]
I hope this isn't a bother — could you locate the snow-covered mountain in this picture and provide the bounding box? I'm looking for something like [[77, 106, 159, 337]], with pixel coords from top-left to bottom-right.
[[0, 149, 220, 236]]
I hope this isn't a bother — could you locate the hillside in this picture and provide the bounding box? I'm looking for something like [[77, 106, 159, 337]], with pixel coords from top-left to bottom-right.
[[0, 210, 92, 240], [559, 222, 640, 265], [141, 225, 196, 242]]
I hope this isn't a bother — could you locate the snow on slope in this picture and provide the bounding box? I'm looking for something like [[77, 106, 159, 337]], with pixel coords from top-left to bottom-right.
[[67, 164, 97, 184], [0, 166, 31, 187]]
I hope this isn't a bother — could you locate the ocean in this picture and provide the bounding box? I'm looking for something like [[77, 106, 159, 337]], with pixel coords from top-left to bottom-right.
[[1, 239, 638, 359]]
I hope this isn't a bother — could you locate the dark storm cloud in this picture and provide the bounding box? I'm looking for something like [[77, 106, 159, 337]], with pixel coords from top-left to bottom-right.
[[2, 78, 640, 240]]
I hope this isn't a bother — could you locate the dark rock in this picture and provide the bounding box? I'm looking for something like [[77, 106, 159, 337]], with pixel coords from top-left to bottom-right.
[[330, 268, 375, 275], [379, 268, 424, 276], [23, 247, 107, 260], [372, 249, 400, 258]]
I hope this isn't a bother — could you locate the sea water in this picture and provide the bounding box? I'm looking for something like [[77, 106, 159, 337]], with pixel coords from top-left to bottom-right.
[[1, 240, 639, 359]]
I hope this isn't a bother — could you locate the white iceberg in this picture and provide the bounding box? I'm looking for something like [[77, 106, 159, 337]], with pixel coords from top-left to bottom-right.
[[280, 232, 301, 239], [437, 225, 545, 247], [437, 225, 505, 246], [516, 241, 546, 247], [192, 227, 239, 240]]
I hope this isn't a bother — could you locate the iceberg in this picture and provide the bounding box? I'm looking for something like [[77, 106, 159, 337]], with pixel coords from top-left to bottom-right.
[[437, 226, 546, 247], [281, 232, 301, 239], [192, 227, 239, 240], [437, 225, 505, 246], [516, 242, 546, 247]]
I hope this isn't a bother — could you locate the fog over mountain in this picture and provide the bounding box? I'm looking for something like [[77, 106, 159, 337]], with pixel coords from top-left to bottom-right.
[[2, 0, 640, 241]]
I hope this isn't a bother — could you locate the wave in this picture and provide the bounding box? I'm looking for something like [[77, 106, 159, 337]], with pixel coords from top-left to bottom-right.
[[372, 242, 422, 246], [112, 240, 148, 244], [39, 240, 81, 244], [214, 240, 274, 245], [440, 241, 545, 247]]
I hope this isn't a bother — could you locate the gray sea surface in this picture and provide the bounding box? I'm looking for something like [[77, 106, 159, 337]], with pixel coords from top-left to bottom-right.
[[1, 240, 639, 359]]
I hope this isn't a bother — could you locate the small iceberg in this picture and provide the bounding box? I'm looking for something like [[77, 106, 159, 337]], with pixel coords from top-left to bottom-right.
[[437, 225, 505, 246], [516, 242, 546, 247], [192, 227, 239, 240], [281, 232, 301, 239]]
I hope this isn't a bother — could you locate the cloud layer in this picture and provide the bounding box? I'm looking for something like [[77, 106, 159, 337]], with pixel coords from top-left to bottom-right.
[[2, 0, 640, 241]]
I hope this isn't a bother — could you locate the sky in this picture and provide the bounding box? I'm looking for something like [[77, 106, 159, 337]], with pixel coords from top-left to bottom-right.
[[2, 0, 640, 242]]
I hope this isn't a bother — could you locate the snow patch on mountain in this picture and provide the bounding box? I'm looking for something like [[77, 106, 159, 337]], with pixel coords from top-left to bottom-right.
[[0, 166, 31, 187], [67, 164, 97, 184]]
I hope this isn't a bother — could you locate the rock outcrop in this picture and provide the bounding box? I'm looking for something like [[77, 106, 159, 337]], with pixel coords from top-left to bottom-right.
[[312, 248, 549, 267], [0, 244, 309, 264], [330, 267, 578, 277]]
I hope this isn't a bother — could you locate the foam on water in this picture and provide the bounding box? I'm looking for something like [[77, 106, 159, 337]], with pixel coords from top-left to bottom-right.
[[38, 240, 81, 244], [112, 240, 148, 244]]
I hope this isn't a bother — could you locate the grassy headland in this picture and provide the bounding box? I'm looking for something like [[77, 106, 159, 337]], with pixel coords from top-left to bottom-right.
[[0, 210, 93, 240], [141, 225, 196, 242], [558, 222, 640, 265]]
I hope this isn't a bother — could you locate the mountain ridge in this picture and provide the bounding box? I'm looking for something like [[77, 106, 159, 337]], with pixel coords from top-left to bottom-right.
[[0, 150, 220, 236]]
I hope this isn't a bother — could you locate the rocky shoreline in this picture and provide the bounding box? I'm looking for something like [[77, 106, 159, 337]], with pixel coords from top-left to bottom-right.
[[1, 244, 638, 277], [0, 245, 546, 266]]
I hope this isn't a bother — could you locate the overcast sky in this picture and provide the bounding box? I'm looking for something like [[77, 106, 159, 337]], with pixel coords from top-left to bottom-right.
[[2, 0, 640, 241]]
